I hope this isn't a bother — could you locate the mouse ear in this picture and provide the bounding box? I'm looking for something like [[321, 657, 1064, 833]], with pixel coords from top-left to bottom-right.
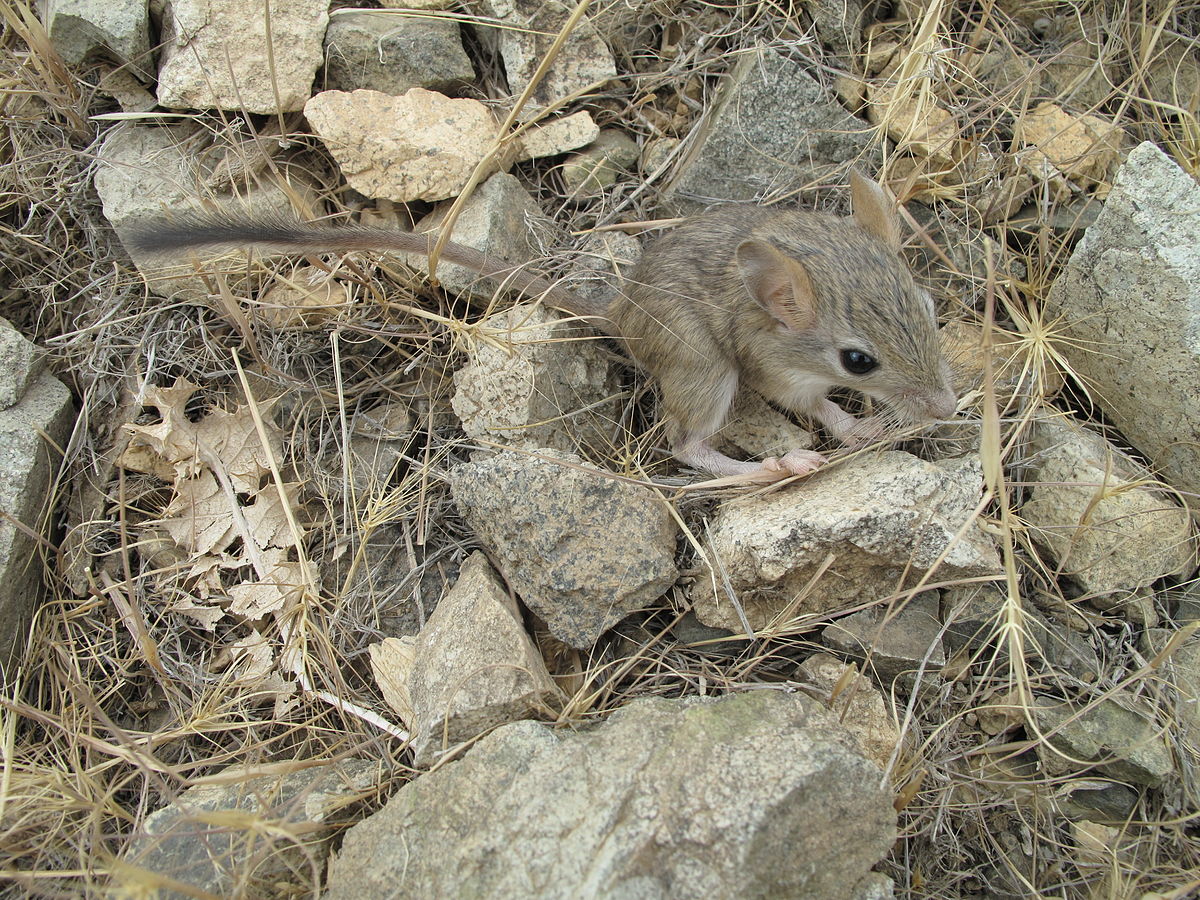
[[735, 239, 818, 331], [850, 169, 901, 251]]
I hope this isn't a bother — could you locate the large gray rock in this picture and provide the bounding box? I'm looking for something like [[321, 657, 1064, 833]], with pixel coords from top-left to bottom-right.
[[0, 323, 75, 669], [450, 449, 678, 648], [39, 0, 151, 80], [451, 302, 619, 458], [691, 451, 1000, 632], [325, 692, 897, 900], [370, 551, 561, 766], [662, 47, 877, 212], [1020, 413, 1195, 595], [323, 10, 474, 95], [156, 0, 328, 113], [118, 761, 377, 899], [1044, 142, 1200, 505], [821, 591, 946, 691]]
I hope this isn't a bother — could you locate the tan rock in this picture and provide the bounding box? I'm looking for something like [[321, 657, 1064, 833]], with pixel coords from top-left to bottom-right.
[[515, 111, 599, 162], [797, 653, 903, 772], [304, 89, 502, 203], [1014, 102, 1123, 194], [867, 84, 960, 166]]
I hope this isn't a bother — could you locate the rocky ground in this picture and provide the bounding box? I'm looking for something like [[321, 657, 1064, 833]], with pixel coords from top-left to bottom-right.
[[2, 0, 1199, 897]]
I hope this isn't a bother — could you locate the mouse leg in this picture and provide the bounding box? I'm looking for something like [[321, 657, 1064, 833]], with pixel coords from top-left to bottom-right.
[[663, 368, 827, 477], [816, 399, 887, 447]]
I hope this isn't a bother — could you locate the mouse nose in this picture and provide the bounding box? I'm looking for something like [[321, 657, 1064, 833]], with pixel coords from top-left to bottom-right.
[[929, 389, 957, 420]]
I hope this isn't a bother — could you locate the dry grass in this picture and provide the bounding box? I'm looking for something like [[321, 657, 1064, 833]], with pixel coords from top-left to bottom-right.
[[2, 0, 1200, 897]]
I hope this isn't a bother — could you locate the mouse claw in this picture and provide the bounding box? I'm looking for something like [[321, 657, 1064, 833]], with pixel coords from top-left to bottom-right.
[[762, 448, 827, 477]]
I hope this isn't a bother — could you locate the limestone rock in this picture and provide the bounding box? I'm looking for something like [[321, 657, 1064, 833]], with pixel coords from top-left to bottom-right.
[[450, 449, 678, 648], [1020, 414, 1195, 597], [369, 552, 560, 765], [0, 325, 75, 666], [304, 88, 499, 203], [94, 123, 312, 300], [156, 0, 328, 113], [821, 592, 946, 691], [691, 451, 1000, 631], [797, 652, 903, 772], [515, 111, 600, 162], [406, 171, 565, 302], [40, 0, 151, 80], [1044, 142, 1200, 504], [867, 86, 959, 167], [451, 302, 619, 457], [1031, 695, 1173, 788], [1013, 102, 1123, 197], [662, 47, 877, 211], [323, 10, 474, 95], [119, 761, 377, 899], [1145, 626, 1200, 787], [476, 0, 616, 119], [325, 692, 897, 900]]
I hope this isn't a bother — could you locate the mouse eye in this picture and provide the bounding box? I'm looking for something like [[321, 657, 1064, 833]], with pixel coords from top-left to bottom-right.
[[840, 349, 878, 375]]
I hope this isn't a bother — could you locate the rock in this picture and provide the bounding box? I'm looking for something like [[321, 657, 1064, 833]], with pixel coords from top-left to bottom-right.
[[1041, 38, 1117, 111], [661, 47, 877, 211], [514, 111, 600, 162], [451, 301, 618, 456], [258, 265, 353, 329], [322, 10, 474, 95], [324, 692, 897, 900], [797, 652, 903, 771], [118, 761, 377, 899], [941, 584, 1100, 681], [867, 86, 959, 167], [715, 390, 817, 466], [1031, 694, 1173, 788], [156, 0, 328, 113], [821, 592, 946, 691], [938, 319, 1063, 403], [476, 0, 616, 119], [450, 449, 678, 648], [1020, 414, 1195, 597], [304, 88, 500, 203], [1086, 585, 1159, 627], [0, 324, 75, 666], [1013, 102, 1123, 197], [691, 451, 1000, 632], [369, 551, 560, 765], [40, 0, 151, 80], [1144, 38, 1200, 112], [563, 229, 641, 313], [1144, 626, 1200, 788], [806, 0, 867, 57], [0, 318, 43, 408], [1058, 781, 1140, 824], [560, 128, 640, 197], [1169, 583, 1200, 623], [379, 0, 453, 7], [94, 124, 312, 299], [1045, 142, 1200, 505], [406, 172, 566, 302], [641, 135, 681, 176], [341, 402, 413, 495]]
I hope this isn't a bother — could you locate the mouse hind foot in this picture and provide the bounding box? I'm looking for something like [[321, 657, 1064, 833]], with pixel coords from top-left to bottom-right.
[[673, 439, 826, 480]]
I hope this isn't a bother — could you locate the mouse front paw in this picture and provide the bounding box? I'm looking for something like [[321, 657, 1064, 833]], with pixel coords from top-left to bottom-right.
[[836, 415, 889, 447], [762, 448, 827, 477]]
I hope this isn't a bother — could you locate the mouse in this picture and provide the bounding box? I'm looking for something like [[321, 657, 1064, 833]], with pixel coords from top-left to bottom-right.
[[126, 171, 956, 481]]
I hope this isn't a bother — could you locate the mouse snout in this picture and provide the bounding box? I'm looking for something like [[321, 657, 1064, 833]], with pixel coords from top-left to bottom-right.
[[927, 388, 957, 420]]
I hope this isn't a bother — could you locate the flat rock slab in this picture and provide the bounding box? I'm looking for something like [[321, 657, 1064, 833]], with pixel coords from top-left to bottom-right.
[[324, 692, 897, 900], [450, 450, 678, 648], [1044, 141, 1200, 504]]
